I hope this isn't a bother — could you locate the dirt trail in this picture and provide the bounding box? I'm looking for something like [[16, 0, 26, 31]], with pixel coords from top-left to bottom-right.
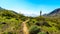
[[22, 19, 29, 34]]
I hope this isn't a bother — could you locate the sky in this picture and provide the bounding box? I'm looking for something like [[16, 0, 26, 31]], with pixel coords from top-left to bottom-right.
[[0, 0, 60, 16]]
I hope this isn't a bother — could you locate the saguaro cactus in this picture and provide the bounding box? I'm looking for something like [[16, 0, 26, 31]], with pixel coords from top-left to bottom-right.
[[40, 11, 42, 16]]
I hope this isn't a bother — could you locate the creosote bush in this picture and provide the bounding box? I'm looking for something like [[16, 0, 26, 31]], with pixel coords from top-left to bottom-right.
[[29, 25, 40, 34], [38, 32, 46, 34]]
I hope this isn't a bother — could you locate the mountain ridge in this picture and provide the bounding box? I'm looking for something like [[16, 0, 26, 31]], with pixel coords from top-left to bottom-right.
[[44, 8, 60, 17]]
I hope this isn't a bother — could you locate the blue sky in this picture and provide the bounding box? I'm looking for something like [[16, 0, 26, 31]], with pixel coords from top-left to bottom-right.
[[0, 0, 60, 16]]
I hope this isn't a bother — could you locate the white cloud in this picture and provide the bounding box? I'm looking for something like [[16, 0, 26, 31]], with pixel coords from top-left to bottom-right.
[[19, 10, 40, 16]]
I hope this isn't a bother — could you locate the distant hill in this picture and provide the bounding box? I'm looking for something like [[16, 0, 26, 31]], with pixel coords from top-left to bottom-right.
[[0, 7, 25, 18], [44, 8, 60, 17]]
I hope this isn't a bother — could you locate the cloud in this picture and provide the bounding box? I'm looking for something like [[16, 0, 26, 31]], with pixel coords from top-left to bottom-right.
[[19, 10, 40, 16]]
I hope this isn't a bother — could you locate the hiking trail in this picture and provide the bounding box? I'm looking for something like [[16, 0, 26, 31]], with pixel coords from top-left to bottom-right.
[[22, 19, 29, 34]]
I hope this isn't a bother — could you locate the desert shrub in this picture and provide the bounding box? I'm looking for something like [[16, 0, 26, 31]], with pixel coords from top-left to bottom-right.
[[35, 22, 43, 26], [1, 22, 6, 24], [38, 32, 46, 34], [56, 23, 60, 30], [26, 22, 31, 28], [3, 32, 17, 34], [35, 21, 51, 27], [43, 21, 51, 27], [29, 25, 40, 34], [3, 32, 13, 34]]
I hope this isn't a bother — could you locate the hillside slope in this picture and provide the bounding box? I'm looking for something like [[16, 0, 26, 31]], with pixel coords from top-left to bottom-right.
[[47, 8, 60, 17], [0, 7, 28, 34]]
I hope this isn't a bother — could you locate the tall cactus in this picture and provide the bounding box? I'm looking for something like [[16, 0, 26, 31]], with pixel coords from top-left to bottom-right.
[[40, 11, 42, 16]]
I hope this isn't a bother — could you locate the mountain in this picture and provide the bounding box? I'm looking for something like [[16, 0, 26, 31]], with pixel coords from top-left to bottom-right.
[[0, 7, 25, 18], [46, 8, 60, 17]]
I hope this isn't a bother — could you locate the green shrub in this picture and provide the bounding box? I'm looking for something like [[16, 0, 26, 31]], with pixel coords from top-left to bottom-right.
[[38, 32, 46, 34], [3, 32, 13, 34], [3, 32, 17, 34], [29, 25, 40, 34]]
